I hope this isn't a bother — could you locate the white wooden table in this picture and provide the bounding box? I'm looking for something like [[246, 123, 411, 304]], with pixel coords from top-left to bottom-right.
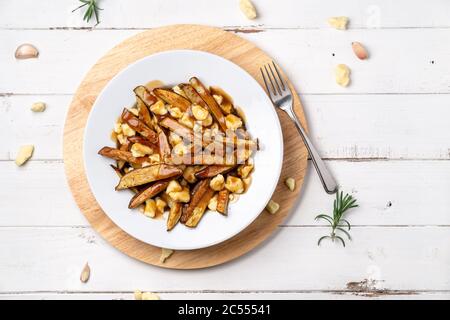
[[1, 0, 450, 300]]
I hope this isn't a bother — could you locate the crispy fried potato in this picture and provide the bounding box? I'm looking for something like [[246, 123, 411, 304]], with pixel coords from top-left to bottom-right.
[[210, 86, 235, 114], [189, 77, 227, 131], [153, 88, 191, 112], [134, 86, 157, 107], [159, 117, 194, 141], [195, 165, 235, 178], [179, 84, 209, 110], [99, 146, 148, 165], [167, 202, 182, 231], [158, 130, 171, 162], [117, 139, 131, 169], [127, 136, 159, 153], [185, 187, 215, 227], [180, 179, 211, 223], [128, 179, 173, 209], [121, 109, 158, 144], [136, 96, 153, 128], [217, 189, 230, 215], [110, 165, 140, 194], [116, 164, 182, 190]]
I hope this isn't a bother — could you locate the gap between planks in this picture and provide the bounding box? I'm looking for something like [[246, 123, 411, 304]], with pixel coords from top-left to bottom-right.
[[3, 26, 450, 31]]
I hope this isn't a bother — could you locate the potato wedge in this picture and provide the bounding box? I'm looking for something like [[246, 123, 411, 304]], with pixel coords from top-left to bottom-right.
[[167, 202, 182, 231], [210, 86, 235, 114], [195, 165, 235, 178], [127, 136, 159, 153], [98, 146, 148, 165], [128, 179, 173, 209], [134, 85, 157, 107], [117, 139, 131, 170], [179, 84, 209, 110], [159, 117, 194, 141], [158, 130, 171, 162], [153, 88, 191, 112], [189, 77, 227, 131], [180, 179, 211, 223], [136, 95, 153, 129], [217, 189, 230, 215], [110, 165, 140, 194], [116, 164, 182, 190], [121, 109, 158, 144], [185, 187, 215, 227]]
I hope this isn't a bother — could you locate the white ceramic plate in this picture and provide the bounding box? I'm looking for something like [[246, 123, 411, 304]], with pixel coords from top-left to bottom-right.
[[83, 50, 283, 250]]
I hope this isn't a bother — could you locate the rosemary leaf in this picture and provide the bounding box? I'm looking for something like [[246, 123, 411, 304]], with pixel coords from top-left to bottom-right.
[[315, 191, 358, 247]]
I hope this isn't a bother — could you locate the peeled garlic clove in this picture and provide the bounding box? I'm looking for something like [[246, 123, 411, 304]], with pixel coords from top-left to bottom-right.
[[15, 44, 39, 59], [328, 16, 349, 30], [239, 0, 257, 20], [335, 64, 351, 87], [352, 42, 368, 60]]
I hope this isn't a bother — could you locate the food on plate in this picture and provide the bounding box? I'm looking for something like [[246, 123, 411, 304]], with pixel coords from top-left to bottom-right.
[[98, 78, 258, 230]]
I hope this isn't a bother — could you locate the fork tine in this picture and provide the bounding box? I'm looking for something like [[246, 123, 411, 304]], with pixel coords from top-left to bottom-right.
[[264, 65, 277, 96], [268, 64, 282, 95], [272, 61, 286, 91], [260, 67, 270, 94]]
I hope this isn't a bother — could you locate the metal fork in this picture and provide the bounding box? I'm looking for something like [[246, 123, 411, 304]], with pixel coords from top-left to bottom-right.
[[260, 62, 338, 194]]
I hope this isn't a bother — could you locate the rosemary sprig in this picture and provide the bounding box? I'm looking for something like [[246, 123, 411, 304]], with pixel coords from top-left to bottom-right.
[[315, 191, 358, 247], [72, 0, 102, 25]]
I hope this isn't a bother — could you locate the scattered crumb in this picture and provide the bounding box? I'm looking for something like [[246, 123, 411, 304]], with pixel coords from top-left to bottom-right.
[[15, 145, 34, 166], [31, 102, 46, 112], [159, 248, 174, 263], [328, 16, 349, 30]]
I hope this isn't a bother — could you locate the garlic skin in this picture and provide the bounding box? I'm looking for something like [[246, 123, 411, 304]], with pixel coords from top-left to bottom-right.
[[15, 44, 39, 59], [352, 42, 369, 60]]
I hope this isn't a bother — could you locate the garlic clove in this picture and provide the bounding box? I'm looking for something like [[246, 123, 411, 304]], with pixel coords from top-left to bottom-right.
[[80, 262, 90, 283], [352, 42, 369, 60], [15, 44, 39, 59]]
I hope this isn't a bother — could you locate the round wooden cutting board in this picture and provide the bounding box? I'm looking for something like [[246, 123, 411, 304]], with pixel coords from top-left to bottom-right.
[[63, 24, 308, 269]]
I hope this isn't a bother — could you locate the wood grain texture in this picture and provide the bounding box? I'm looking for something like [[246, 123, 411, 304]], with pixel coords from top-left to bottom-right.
[[63, 25, 308, 269]]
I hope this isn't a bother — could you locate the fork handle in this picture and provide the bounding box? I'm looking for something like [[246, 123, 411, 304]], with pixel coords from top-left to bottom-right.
[[285, 108, 338, 194]]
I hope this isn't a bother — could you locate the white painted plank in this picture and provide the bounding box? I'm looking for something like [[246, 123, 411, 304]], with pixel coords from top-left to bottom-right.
[[1, 0, 450, 29], [1, 291, 448, 300], [0, 226, 449, 292], [0, 95, 69, 160], [1, 160, 450, 226], [2, 94, 449, 161], [1, 29, 449, 94]]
